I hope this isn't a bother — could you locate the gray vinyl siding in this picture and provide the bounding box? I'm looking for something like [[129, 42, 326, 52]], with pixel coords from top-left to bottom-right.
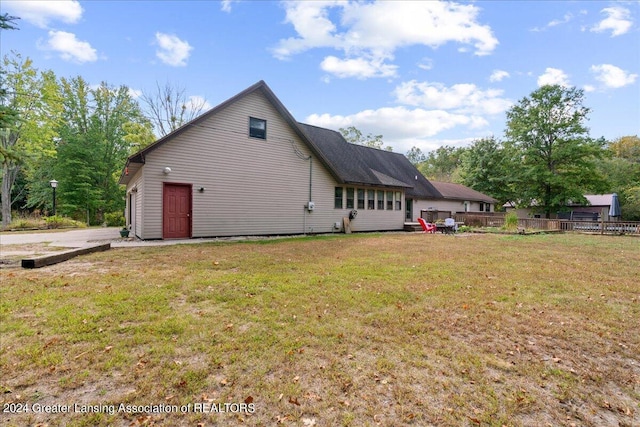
[[125, 169, 144, 238], [333, 186, 404, 231], [413, 199, 488, 220], [139, 91, 333, 238], [135, 90, 407, 239]]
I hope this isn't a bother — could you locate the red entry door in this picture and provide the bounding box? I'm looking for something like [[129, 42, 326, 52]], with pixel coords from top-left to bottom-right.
[[163, 184, 191, 239]]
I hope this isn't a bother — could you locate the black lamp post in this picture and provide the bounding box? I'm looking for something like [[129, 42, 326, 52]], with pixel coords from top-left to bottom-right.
[[49, 179, 58, 216]]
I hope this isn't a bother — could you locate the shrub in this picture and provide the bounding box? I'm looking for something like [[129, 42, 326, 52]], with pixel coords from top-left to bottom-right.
[[503, 212, 519, 231], [104, 211, 126, 227], [45, 215, 86, 229], [5, 217, 45, 230]]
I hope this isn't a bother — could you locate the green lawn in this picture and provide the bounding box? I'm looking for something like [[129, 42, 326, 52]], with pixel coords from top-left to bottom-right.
[[1, 233, 638, 426]]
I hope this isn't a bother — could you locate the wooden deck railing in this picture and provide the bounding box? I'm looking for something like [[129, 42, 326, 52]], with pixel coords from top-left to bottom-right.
[[559, 221, 639, 234], [454, 214, 640, 235]]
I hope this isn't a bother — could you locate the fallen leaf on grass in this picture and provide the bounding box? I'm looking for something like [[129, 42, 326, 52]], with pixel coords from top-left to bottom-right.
[[74, 350, 92, 360], [288, 396, 300, 406], [244, 395, 254, 404]]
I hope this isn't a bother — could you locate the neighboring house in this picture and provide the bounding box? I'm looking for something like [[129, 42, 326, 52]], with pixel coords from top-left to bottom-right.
[[119, 81, 441, 240], [504, 194, 618, 220], [413, 181, 498, 220]]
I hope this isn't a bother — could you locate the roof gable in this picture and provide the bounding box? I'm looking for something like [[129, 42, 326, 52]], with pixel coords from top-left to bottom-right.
[[119, 80, 341, 185]]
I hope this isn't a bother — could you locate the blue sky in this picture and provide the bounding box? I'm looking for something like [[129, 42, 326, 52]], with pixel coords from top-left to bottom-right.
[[2, 0, 639, 154]]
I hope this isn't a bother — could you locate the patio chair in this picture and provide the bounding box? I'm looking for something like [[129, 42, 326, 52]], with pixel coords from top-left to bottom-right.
[[444, 218, 457, 234], [417, 217, 436, 233]]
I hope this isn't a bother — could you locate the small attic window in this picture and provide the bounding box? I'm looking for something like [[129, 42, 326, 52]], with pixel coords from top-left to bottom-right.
[[249, 117, 266, 139]]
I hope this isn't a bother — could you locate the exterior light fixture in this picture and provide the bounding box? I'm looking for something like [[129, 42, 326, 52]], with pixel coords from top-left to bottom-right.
[[163, 167, 172, 174], [49, 179, 58, 216]]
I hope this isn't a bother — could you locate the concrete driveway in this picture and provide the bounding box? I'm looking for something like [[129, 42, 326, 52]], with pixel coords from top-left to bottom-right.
[[0, 227, 281, 249], [0, 227, 122, 248]]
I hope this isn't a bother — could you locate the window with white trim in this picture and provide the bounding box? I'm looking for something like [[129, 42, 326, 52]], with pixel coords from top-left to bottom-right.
[[334, 187, 343, 209], [346, 188, 354, 209], [367, 190, 375, 209]]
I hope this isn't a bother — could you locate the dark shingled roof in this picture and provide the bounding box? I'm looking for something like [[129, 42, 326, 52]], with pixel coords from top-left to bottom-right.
[[297, 123, 441, 199], [430, 181, 497, 203]]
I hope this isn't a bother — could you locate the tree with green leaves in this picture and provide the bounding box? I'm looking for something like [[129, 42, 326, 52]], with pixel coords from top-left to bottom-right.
[[504, 85, 604, 218], [417, 145, 466, 182], [1, 52, 62, 226], [405, 146, 426, 165], [339, 126, 392, 151], [55, 77, 153, 224], [598, 135, 640, 220], [0, 15, 20, 131], [460, 136, 517, 208], [0, 13, 20, 30]]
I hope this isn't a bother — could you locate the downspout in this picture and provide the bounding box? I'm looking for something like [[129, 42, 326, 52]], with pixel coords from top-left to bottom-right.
[[309, 156, 313, 203], [304, 156, 312, 235]]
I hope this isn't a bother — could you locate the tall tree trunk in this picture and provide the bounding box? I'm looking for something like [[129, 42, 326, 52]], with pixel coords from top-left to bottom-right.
[[1, 162, 15, 226]]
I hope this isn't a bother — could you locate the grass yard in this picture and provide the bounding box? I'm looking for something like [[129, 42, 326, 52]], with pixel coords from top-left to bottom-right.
[[1, 233, 638, 427]]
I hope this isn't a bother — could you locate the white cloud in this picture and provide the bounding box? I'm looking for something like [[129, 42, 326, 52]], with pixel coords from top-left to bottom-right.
[[531, 12, 574, 32], [417, 58, 434, 71], [590, 64, 638, 89], [42, 30, 97, 63], [320, 56, 397, 79], [128, 88, 143, 99], [185, 95, 213, 112], [537, 67, 570, 87], [548, 12, 574, 28], [3, 0, 82, 28], [155, 33, 193, 67], [393, 80, 512, 115], [305, 107, 488, 153], [489, 69, 510, 82], [273, 1, 498, 79], [221, 1, 233, 13], [591, 6, 633, 36]]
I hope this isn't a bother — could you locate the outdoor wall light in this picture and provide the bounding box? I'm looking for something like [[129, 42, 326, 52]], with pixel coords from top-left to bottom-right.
[[198, 187, 205, 192], [163, 167, 172, 174]]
